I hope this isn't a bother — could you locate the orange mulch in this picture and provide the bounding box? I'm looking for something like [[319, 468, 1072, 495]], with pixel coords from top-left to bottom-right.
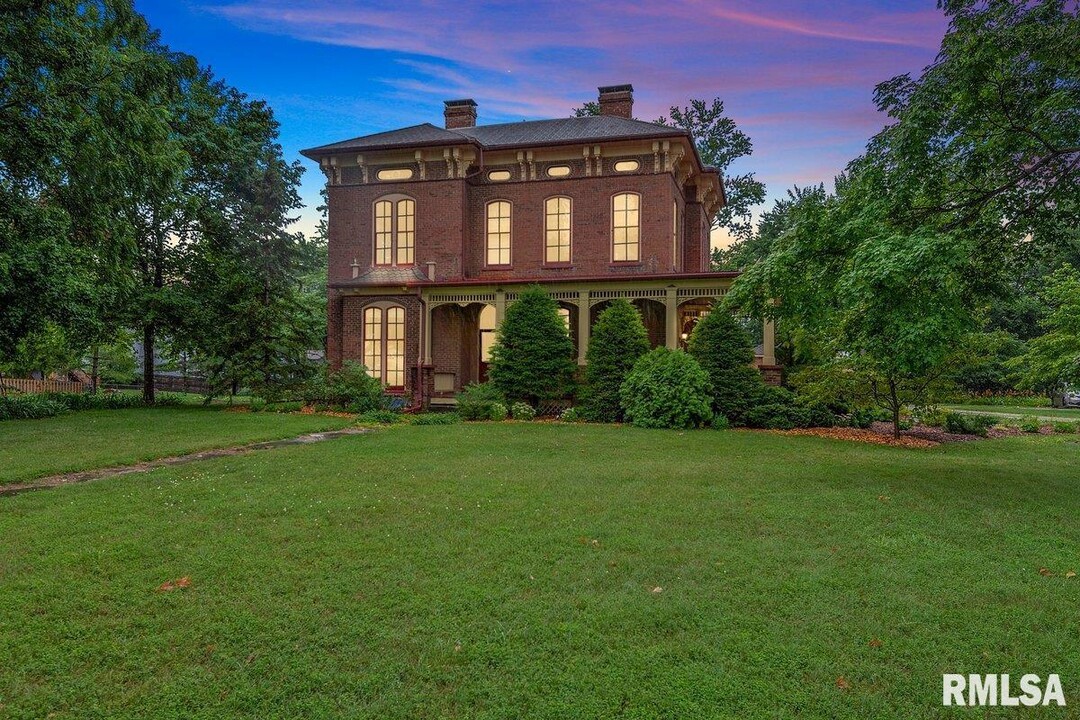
[[774, 427, 939, 448]]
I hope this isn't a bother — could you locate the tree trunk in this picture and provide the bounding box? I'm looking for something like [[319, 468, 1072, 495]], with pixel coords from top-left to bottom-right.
[[142, 324, 155, 405], [892, 404, 901, 439], [91, 345, 100, 394]]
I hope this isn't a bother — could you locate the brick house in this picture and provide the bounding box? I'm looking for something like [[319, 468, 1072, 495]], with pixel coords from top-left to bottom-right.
[[302, 85, 779, 407]]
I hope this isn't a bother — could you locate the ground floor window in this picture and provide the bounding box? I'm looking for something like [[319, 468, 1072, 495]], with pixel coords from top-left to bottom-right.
[[363, 305, 406, 389]]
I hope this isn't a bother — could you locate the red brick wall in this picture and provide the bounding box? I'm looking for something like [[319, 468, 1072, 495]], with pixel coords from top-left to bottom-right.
[[327, 292, 422, 395], [327, 170, 712, 285]]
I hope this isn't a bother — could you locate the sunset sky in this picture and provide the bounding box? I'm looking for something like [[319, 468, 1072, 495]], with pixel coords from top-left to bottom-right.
[[136, 1, 949, 242]]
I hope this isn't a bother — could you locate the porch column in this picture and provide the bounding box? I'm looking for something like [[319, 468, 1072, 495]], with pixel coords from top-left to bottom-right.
[[762, 316, 776, 366], [576, 290, 590, 365], [494, 289, 506, 327], [423, 299, 433, 364], [664, 287, 679, 349]]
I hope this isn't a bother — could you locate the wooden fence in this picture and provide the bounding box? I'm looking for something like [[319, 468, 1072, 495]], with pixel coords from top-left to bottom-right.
[[0, 378, 88, 394]]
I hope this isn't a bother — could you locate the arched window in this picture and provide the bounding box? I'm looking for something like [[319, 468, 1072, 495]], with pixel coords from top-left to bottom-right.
[[486, 200, 512, 266], [373, 196, 415, 266], [363, 304, 406, 389], [545, 196, 572, 264], [612, 192, 640, 262]]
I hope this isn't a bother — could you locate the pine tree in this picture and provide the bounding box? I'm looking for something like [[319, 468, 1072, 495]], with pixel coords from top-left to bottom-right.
[[488, 286, 576, 405], [687, 304, 765, 424], [581, 299, 650, 422]]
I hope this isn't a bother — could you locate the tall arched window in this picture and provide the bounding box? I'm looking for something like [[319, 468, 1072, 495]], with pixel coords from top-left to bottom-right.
[[545, 196, 572, 264], [486, 200, 512, 266], [373, 196, 415, 266], [612, 192, 640, 262], [363, 305, 406, 389]]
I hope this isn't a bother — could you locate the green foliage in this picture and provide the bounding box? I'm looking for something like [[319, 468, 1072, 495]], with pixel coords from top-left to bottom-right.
[[264, 401, 304, 413], [581, 300, 650, 422], [488, 286, 576, 405], [943, 412, 997, 437], [0, 395, 68, 421], [304, 362, 383, 412], [488, 403, 509, 422], [456, 383, 506, 421], [619, 348, 713, 429], [510, 402, 536, 421], [1020, 417, 1042, 434], [2, 322, 80, 378], [686, 304, 765, 424], [847, 408, 876, 429], [408, 413, 460, 426], [710, 415, 731, 430], [952, 331, 1025, 395], [355, 410, 404, 425], [1013, 267, 1080, 396], [1052, 421, 1078, 435], [744, 404, 813, 431], [912, 406, 946, 428], [559, 407, 583, 423]]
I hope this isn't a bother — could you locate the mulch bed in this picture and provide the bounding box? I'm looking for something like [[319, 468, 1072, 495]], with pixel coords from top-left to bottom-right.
[[775, 421, 1022, 448]]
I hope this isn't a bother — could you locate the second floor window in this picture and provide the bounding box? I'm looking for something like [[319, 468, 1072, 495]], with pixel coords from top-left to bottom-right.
[[545, 197, 571, 264], [374, 197, 414, 266], [612, 192, 640, 262], [486, 200, 512, 266]]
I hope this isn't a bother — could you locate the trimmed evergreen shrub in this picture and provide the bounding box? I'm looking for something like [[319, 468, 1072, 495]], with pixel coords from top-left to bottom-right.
[[304, 361, 383, 412], [456, 382, 505, 420], [686, 305, 766, 424], [488, 286, 576, 405], [510, 402, 536, 421], [619, 348, 713, 429], [580, 299, 650, 422]]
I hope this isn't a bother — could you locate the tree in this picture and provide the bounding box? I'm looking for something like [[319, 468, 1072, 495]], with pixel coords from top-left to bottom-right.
[[488, 286, 576, 405], [686, 304, 765, 424], [713, 184, 826, 271], [659, 99, 766, 243], [581, 299, 650, 422], [619, 348, 713, 429], [1012, 266, 1080, 399]]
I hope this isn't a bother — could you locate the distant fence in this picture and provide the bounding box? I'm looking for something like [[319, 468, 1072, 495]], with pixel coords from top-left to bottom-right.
[[0, 378, 88, 394]]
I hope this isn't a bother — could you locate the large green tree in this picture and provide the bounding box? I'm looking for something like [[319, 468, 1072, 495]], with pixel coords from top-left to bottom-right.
[[1012, 266, 1080, 398], [488, 286, 576, 405], [581, 299, 650, 422]]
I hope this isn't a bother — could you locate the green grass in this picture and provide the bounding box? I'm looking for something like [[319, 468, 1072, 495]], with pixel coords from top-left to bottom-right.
[[0, 407, 351, 484], [943, 403, 1080, 421], [1, 421, 1078, 718]]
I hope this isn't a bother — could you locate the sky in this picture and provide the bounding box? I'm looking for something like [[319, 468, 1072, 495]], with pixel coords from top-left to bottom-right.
[[135, 1, 949, 244]]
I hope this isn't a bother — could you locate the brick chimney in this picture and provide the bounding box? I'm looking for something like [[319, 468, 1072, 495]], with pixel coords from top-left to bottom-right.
[[598, 84, 633, 119], [444, 99, 477, 129]]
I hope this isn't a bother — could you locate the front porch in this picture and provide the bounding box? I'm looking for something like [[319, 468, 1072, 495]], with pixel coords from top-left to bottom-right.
[[420, 277, 778, 406]]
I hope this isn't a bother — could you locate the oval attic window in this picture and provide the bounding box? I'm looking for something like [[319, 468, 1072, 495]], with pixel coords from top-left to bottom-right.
[[376, 167, 414, 181], [614, 160, 640, 172], [546, 165, 571, 178]]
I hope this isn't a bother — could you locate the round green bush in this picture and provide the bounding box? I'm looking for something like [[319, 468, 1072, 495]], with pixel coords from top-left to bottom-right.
[[619, 348, 713, 429], [488, 402, 509, 421], [580, 299, 650, 422], [510, 401, 536, 421], [456, 382, 505, 420]]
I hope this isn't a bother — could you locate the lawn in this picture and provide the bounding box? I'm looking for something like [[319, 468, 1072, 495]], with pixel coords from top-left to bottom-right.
[[0, 407, 351, 484], [943, 404, 1080, 421], [1, 419, 1078, 718]]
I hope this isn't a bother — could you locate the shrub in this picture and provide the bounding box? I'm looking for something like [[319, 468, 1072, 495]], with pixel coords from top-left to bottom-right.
[[847, 408, 876, 429], [510, 402, 536, 421], [580, 299, 650, 422], [249, 398, 267, 412], [1053, 421, 1078, 434], [304, 361, 383, 412], [457, 382, 506, 421], [745, 404, 813, 430], [912, 406, 946, 427], [559, 406, 583, 422], [1020, 417, 1042, 433], [488, 402, 508, 421], [355, 409, 403, 425], [409, 412, 460, 425], [265, 401, 304, 413], [943, 412, 997, 436], [488, 286, 576, 404], [619, 348, 713, 429], [686, 304, 766, 424], [803, 402, 838, 428], [711, 415, 731, 430], [0, 394, 67, 421]]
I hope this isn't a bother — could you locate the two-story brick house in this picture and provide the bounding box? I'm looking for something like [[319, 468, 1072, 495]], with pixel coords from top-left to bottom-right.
[[302, 85, 778, 407]]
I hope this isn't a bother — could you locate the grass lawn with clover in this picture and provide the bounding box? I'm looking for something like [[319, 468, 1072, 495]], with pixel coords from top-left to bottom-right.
[[1, 417, 1077, 718]]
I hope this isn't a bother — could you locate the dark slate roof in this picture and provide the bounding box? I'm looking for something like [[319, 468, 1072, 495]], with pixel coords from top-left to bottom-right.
[[455, 115, 686, 149], [302, 123, 465, 155], [301, 116, 688, 158], [337, 266, 431, 286]]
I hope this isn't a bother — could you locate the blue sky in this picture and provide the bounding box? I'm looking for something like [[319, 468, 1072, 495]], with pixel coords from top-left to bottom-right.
[[135, 1, 947, 241]]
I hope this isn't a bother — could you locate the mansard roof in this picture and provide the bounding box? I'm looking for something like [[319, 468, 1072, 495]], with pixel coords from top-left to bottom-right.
[[301, 115, 689, 158]]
